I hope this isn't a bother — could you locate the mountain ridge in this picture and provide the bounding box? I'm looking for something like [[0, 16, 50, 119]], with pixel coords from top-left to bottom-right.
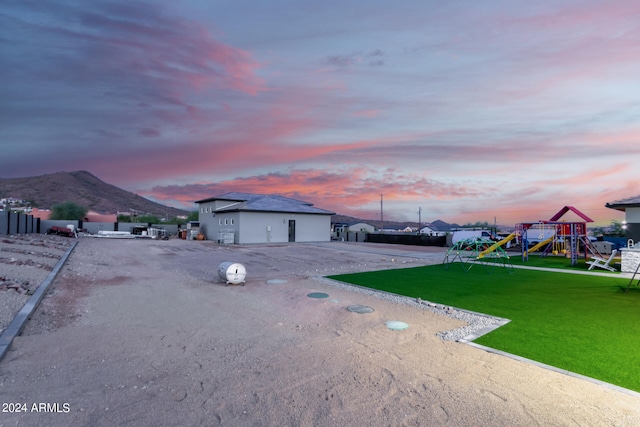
[[0, 171, 187, 217]]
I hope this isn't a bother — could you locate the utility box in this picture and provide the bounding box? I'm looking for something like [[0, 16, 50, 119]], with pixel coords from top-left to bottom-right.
[[592, 241, 613, 255]]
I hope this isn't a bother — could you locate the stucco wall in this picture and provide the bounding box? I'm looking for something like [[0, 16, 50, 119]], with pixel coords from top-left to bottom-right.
[[625, 207, 640, 223], [238, 211, 288, 243], [197, 201, 218, 240], [238, 212, 331, 243], [198, 209, 240, 243], [620, 207, 640, 242], [197, 201, 331, 244], [292, 214, 331, 242], [625, 223, 640, 243]]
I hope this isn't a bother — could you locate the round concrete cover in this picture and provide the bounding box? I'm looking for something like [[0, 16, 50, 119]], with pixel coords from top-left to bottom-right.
[[347, 305, 375, 314], [385, 320, 409, 331], [307, 292, 329, 299]]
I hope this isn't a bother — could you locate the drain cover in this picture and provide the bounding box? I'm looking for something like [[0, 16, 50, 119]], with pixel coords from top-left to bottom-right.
[[347, 305, 375, 314], [385, 321, 409, 331], [266, 279, 288, 284], [307, 292, 329, 299]]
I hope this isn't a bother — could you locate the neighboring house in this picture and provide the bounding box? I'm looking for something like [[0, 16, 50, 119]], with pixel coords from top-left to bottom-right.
[[195, 192, 335, 244], [419, 224, 447, 236], [84, 211, 117, 222], [606, 195, 640, 242], [346, 222, 376, 233], [30, 208, 51, 220], [331, 222, 375, 241], [30, 208, 117, 222]]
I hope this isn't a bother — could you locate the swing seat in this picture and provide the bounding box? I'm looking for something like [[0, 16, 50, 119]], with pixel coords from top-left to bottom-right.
[[586, 249, 618, 272]]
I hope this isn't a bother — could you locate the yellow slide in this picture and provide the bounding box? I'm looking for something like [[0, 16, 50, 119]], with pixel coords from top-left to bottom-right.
[[478, 233, 516, 258], [524, 236, 554, 256]]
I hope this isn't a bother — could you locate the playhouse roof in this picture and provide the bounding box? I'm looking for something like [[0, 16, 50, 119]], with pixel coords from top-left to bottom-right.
[[548, 206, 593, 222]]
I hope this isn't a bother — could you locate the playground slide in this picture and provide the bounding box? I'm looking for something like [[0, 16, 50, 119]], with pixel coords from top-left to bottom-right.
[[478, 233, 516, 258], [524, 236, 554, 256]]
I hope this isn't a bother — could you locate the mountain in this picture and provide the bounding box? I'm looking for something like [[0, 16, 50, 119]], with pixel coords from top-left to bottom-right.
[[330, 213, 459, 231], [0, 171, 188, 217]]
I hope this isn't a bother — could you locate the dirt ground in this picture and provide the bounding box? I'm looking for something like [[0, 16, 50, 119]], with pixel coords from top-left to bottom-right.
[[1, 237, 639, 426]]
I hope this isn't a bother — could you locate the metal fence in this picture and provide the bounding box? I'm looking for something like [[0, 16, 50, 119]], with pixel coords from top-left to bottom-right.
[[366, 232, 448, 247], [0, 212, 39, 235], [0, 212, 179, 236]]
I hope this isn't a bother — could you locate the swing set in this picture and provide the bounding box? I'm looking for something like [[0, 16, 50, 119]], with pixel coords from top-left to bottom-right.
[[442, 206, 602, 271], [516, 206, 602, 266]]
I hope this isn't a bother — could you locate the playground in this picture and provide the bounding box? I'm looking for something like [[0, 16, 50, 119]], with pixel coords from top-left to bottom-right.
[[442, 206, 621, 273]]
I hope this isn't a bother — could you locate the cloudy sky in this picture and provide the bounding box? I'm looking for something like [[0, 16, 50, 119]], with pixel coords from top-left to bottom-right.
[[2, 0, 639, 226]]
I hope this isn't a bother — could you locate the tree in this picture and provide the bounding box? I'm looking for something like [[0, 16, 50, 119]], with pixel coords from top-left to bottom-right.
[[50, 201, 88, 220], [462, 221, 492, 229], [117, 214, 132, 222], [592, 220, 626, 237], [608, 220, 626, 237], [187, 211, 198, 222], [163, 211, 198, 225], [135, 215, 161, 224]]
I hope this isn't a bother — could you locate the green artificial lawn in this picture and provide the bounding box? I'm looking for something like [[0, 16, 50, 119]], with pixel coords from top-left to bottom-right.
[[503, 253, 620, 273], [328, 263, 640, 392]]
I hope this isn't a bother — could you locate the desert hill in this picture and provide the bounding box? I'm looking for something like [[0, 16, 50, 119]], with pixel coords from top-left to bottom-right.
[[0, 171, 187, 217]]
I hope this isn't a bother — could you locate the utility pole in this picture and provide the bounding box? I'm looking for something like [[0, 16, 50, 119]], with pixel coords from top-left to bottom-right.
[[380, 194, 384, 232], [418, 207, 422, 233]]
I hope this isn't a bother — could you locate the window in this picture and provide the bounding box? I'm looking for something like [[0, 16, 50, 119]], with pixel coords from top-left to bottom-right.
[[219, 219, 222, 225], [230, 219, 234, 225], [224, 219, 228, 225]]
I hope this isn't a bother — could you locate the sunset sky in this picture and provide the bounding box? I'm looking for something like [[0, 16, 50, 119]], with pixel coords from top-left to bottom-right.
[[2, 0, 639, 226]]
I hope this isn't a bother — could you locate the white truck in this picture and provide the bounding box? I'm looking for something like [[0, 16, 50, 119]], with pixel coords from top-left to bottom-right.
[[451, 229, 496, 245], [524, 225, 556, 244]]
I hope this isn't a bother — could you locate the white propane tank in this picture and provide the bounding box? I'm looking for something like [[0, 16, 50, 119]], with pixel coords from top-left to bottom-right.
[[217, 262, 246, 285]]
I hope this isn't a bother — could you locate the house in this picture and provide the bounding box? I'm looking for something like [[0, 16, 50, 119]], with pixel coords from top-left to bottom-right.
[[420, 220, 456, 236], [30, 208, 51, 220], [335, 222, 376, 233], [349, 222, 375, 233], [606, 195, 640, 241], [419, 224, 446, 236], [29, 208, 117, 222], [195, 192, 335, 244], [331, 221, 375, 241], [84, 211, 117, 223]]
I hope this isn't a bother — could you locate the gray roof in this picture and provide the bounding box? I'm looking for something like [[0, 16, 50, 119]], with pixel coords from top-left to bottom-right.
[[606, 195, 640, 211], [195, 192, 335, 215]]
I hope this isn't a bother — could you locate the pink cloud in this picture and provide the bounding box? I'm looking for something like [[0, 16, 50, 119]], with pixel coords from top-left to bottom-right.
[[352, 109, 380, 118], [141, 167, 484, 217]]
